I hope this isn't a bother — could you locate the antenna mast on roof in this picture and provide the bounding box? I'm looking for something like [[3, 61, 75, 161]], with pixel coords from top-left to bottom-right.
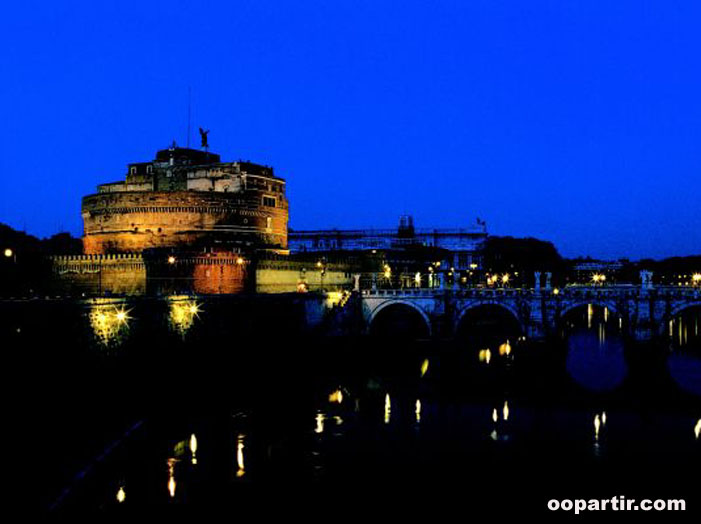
[[186, 87, 192, 148]]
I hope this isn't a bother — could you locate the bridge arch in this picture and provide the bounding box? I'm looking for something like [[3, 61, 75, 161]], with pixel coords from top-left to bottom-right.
[[454, 300, 524, 336], [658, 301, 701, 336], [559, 300, 619, 319], [366, 299, 432, 338]]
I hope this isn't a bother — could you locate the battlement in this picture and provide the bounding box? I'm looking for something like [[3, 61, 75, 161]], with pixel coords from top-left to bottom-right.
[[51, 253, 144, 263]]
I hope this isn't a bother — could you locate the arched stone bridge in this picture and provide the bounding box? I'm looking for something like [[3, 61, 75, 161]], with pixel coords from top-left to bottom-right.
[[360, 285, 701, 341]]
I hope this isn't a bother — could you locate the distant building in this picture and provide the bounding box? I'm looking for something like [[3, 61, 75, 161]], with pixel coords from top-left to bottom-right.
[[571, 259, 626, 283], [289, 215, 488, 270]]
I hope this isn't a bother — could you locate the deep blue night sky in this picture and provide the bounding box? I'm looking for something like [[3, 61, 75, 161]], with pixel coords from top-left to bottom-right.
[[1, 1, 700, 259]]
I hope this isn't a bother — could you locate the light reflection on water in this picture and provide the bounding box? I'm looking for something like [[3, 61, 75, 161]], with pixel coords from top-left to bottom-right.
[[27, 296, 700, 512], [235, 434, 245, 478], [384, 394, 391, 424], [565, 304, 627, 391], [667, 309, 701, 395], [167, 458, 177, 498], [168, 296, 201, 338], [80, 367, 700, 511], [87, 300, 131, 347]]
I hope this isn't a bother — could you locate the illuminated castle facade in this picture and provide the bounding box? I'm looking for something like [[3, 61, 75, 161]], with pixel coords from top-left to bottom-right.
[[82, 145, 288, 254]]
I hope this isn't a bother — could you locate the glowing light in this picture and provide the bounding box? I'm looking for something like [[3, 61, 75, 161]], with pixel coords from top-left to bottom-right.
[[420, 359, 429, 377], [415, 399, 421, 423], [594, 414, 601, 439], [167, 256, 176, 264], [492, 409, 498, 423], [236, 434, 245, 477], [315, 413, 325, 434], [190, 433, 198, 465], [329, 389, 343, 404], [89, 303, 131, 346], [498, 340, 511, 356], [414, 272, 421, 286], [695, 419, 700, 440], [116, 486, 126, 503], [501, 273, 510, 284], [478, 349, 491, 364], [553, 288, 559, 295], [693, 273, 701, 285], [503, 401, 509, 421], [601, 412, 607, 426], [236, 257, 245, 265], [168, 298, 201, 337], [167, 458, 177, 498], [588, 303, 593, 329], [383, 264, 391, 279], [384, 394, 391, 424], [3, 248, 12, 258]]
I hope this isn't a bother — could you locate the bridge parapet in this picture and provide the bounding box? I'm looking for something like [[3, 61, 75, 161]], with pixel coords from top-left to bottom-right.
[[359, 285, 701, 341], [362, 285, 701, 299]]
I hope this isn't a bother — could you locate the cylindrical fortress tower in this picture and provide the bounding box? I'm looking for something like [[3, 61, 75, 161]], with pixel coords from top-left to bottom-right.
[[82, 146, 289, 254]]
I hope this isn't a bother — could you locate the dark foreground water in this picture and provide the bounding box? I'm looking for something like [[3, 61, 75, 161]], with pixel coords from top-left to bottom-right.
[[6, 297, 700, 516]]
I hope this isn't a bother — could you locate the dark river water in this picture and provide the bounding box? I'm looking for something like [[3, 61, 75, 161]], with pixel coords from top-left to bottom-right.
[[6, 296, 700, 516]]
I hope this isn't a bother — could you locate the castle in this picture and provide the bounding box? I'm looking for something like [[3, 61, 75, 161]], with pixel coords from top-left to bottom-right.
[[52, 144, 355, 296], [48, 141, 487, 296], [82, 145, 288, 255]]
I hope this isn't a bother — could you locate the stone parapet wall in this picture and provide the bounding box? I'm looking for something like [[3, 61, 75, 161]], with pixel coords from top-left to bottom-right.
[[50, 254, 147, 295], [49, 252, 356, 296]]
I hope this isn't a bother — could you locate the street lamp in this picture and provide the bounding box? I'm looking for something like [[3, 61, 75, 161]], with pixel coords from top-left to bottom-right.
[[3, 247, 17, 263]]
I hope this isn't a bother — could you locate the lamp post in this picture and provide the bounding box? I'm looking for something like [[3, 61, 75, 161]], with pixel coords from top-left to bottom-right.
[[317, 258, 326, 291]]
